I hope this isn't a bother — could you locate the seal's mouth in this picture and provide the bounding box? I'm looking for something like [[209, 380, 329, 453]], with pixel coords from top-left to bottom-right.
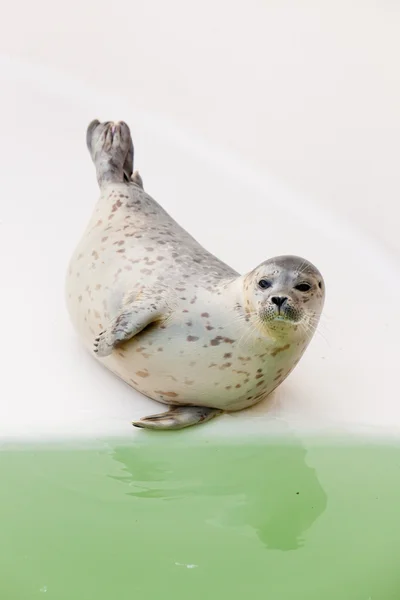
[[273, 314, 293, 322], [260, 303, 303, 325]]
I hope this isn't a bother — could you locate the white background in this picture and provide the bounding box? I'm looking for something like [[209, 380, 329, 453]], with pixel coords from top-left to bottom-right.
[[1, 1, 399, 440]]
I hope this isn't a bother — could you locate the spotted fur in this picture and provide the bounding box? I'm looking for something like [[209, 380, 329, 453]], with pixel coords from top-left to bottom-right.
[[65, 120, 325, 430]]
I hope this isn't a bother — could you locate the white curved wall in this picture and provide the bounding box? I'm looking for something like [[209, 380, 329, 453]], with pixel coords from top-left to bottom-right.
[[1, 1, 399, 440]]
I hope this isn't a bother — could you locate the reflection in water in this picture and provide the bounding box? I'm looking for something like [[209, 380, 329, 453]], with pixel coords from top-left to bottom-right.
[[110, 426, 327, 552]]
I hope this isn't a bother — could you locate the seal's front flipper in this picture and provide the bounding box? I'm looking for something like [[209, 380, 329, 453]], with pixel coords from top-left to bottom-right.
[[93, 294, 168, 357], [132, 406, 223, 431], [86, 119, 134, 186]]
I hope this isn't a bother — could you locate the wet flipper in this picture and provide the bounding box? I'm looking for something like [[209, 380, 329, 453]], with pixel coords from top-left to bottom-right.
[[132, 406, 223, 431]]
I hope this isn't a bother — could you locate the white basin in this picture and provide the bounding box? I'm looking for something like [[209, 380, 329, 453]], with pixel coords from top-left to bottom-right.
[[0, 54, 399, 442]]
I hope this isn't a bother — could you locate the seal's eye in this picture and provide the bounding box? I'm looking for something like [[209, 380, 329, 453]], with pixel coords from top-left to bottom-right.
[[258, 279, 272, 290], [294, 283, 311, 292]]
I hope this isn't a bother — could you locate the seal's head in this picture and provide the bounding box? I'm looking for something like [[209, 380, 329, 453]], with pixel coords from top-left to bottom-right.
[[244, 255, 325, 336]]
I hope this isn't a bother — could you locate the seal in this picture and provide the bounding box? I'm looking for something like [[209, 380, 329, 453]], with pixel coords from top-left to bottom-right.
[[65, 120, 325, 430]]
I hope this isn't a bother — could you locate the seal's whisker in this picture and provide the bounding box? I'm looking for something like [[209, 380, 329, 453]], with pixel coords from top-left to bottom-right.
[[220, 312, 254, 329], [300, 321, 330, 347], [307, 316, 330, 336], [236, 319, 260, 350], [236, 322, 255, 350]]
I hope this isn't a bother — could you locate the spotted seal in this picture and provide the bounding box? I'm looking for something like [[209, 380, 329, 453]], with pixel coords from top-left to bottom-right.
[[65, 120, 325, 430]]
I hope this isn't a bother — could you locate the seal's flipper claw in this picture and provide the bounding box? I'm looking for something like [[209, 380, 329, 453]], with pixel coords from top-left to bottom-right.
[[132, 406, 222, 431], [86, 119, 134, 187]]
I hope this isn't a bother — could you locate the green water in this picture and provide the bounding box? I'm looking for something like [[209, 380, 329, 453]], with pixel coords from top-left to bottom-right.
[[1, 434, 400, 599]]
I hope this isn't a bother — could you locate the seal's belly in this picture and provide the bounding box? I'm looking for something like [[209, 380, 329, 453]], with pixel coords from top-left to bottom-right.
[[99, 320, 305, 411]]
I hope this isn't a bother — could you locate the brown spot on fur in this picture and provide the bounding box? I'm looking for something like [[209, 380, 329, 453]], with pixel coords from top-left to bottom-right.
[[256, 380, 265, 387], [235, 384, 241, 388], [224, 337, 235, 344], [255, 373, 263, 379], [112, 199, 122, 212], [271, 344, 290, 357], [187, 335, 199, 342], [201, 312, 210, 318], [224, 353, 232, 359], [210, 336, 223, 346], [206, 325, 214, 331], [155, 391, 179, 398], [225, 386, 232, 390], [136, 370, 150, 378]]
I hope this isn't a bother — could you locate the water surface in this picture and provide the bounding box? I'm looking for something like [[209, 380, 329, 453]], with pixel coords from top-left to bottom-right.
[[1, 435, 399, 599]]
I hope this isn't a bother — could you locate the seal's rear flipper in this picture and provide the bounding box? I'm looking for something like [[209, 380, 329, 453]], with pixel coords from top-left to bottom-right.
[[86, 119, 134, 186], [132, 406, 223, 431]]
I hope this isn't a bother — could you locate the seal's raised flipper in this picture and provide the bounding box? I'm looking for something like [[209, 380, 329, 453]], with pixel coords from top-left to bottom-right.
[[132, 406, 223, 431], [86, 119, 134, 186], [93, 294, 168, 357]]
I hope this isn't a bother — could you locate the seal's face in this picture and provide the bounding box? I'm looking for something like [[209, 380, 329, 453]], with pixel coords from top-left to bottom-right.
[[245, 255, 325, 336]]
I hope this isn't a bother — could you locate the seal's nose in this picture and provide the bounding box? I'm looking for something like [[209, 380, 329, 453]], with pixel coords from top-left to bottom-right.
[[271, 296, 288, 308]]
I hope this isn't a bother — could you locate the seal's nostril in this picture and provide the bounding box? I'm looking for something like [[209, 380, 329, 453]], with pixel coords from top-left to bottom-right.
[[271, 296, 288, 307]]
